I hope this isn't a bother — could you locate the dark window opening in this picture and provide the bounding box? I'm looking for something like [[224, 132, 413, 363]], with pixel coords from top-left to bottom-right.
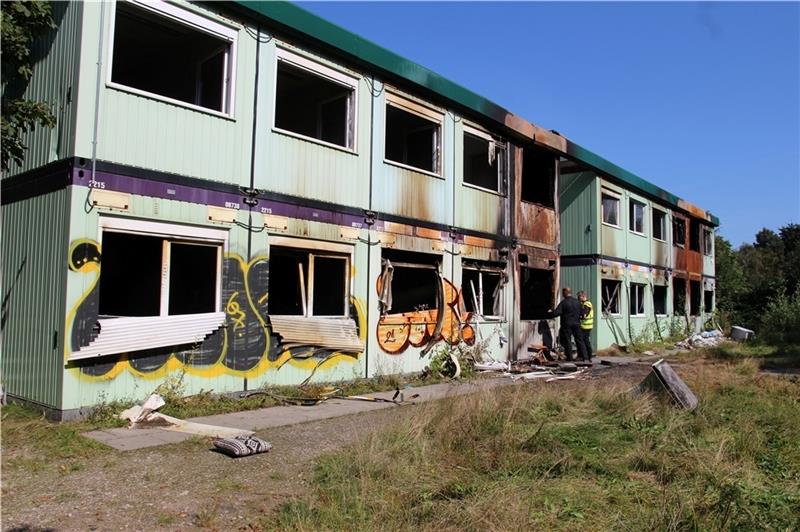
[[168, 243, 217, 315], [385, 105, 439, 173], [653, 285, 667, 315], [690, 280, 701, 316], [689, 219, 701, 252], [519, 267, 554, 320], [462, 261, 505, 316], [630, 283, 646, 315], [704, 290, 714, 312], [521, 145, 555, 207], [382, 249, 441, 314], [673, 278, 686, 315], [601, 279, 621, 314], [602, 193, 620, 226], [111, 2, 231, 112], [275, 61, 354, 148], [99, 232, 162, 317], [629, 200, 645, 234], [653, 210, 667, 241], [703, 229, 713, 255], [268, 246, 349, 317], [673, 218, 686, 247], [463, 132, 504, 192]]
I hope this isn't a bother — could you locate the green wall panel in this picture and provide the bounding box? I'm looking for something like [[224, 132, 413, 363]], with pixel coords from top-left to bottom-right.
[[559, 172, 597, 256]]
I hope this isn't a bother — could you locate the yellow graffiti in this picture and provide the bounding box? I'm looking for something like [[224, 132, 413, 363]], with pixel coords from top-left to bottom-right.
[[257, 292, 268, 305], [225, 291, 247, 335]]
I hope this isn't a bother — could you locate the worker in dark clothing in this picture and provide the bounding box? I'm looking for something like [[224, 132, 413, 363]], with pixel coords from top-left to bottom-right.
[[549, 287, 586, 362]]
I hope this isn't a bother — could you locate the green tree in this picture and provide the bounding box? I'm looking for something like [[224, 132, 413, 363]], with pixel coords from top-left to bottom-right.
[[714, 235, 745, 323], [779, 223, 800, 295], [1, 0, 56, 172]]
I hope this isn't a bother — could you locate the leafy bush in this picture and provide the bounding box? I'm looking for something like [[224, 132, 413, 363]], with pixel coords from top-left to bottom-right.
[[758, 289, 800, 346]]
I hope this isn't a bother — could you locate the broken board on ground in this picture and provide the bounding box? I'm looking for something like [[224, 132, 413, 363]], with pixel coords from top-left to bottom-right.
[[635, 359, 698, 410]]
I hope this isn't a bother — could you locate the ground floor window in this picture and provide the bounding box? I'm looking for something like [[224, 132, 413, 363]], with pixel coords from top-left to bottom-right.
[[653, 285, 667, 315], [690, 280, 702, 316], [601, 279, 622, 315], [379, 249, 441, 314], [462, 260, 506, 317], [519, 267, 554, 320], [704, 290, 714, 313], [630, 283, 646, 316], [673, 278, 687, 315]]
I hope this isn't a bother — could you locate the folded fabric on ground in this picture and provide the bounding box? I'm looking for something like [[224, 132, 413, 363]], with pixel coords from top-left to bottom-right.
[[213, 435, 273, 457]]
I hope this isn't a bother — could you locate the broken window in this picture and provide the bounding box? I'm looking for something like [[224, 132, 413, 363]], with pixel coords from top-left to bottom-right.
[[689, 219, 701, 252], [690, 280, 701, 316], [462, 261, 506, 317], [267, 246, 349, 317], [704, 290, 714, 312], [601, 191, 620, 227], [629, 199, 645, 235], [110, 1, 237, 114], [385, 95, 442, 174], [98, 230, 222, 318], [520, 145, 556, 207], [673, 278, 686, 315], [275, 49, 357, 149], [601, 279, 621, 315], [463, 126, 506, 193], [380, 249, 441, 314], [653, 285, 667, 315], [703, 228, 713, 256], [673, 218, 686, 247], [630, 283, 646, 316], [519, 267, 554, 320], [653, 209, 667, 241]]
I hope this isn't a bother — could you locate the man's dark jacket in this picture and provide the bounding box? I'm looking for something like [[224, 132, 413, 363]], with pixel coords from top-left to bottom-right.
[[552, 296, 582, 326]]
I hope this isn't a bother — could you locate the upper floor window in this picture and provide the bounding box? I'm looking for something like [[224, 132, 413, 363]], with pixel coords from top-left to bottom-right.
[[385, 93, 442, 176], [462, 125, 506, 194], [689, 219, 701, 252], [652, 209, 667, 241], [110, 0, 237, 115], [601, 191, 620, 227], [703, 228, 713, 255], [673, 217, 686, 247], [629, 199, 645, 235], [274, 48, 358, 150], [521, 145, 556, 208]]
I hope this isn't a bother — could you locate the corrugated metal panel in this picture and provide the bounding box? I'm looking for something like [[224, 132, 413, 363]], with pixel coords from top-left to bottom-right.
[[4, 2, 83, 177], [1, 189, 70, 408], [70, 312, 226, 360], [559, 171, 597, 256], [269, 316, 363, 352]]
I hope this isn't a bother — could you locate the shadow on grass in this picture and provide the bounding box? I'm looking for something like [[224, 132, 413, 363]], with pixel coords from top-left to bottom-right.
[[704, 342, 800, 371]]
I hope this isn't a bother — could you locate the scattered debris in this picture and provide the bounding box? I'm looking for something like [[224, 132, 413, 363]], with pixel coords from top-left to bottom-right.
[[730, 326, 755, 342], [634, 359, 698, 410], [675, 330, 726, 350], [474, 361, 510, 372], [213, 435, 273, 458]]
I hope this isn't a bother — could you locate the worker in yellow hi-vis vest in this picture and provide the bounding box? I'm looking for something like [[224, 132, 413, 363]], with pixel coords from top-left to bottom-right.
[[578, 291, 594, 362]]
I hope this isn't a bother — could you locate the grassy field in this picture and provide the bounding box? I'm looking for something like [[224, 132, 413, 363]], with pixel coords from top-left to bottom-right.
[[267, 352, 800, 531]]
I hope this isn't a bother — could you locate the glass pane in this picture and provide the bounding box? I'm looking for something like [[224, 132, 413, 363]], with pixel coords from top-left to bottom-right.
[[602, 195, 618, 225]]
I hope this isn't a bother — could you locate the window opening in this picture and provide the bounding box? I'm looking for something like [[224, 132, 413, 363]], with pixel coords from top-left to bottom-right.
[[673, 218, 686, 247], [690, 280, 701, 316], [630, 283, 646, 316], [520, 145, 556, 207], [267, 246, 349, 317], [703, 228, 713, 255], [385, 104, 440, 174], [602, 192, 620, 227], [673, 277, 687, 314], [629, 199, 645, 234], [653, 285, 667, 315], [98, 231, 221, 317], [602, 279, 621, 314], [380, 249, 441, 314], [689, 219, 701, 252], [111, 1, 235, 113], [653, 210, 667, 241], [519, 267, 554, 320], [463, 128, 505, 193], [462, 261, 506, 317], [275, 60, 355, 149], [704, 290, 714, 312]]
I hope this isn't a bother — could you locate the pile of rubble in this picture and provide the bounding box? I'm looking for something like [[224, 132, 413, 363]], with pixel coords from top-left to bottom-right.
[[675, 330, 726, 350], [474, 353, 595, 383]]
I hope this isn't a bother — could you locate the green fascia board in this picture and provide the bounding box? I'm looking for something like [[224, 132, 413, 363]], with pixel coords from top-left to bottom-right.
[[230, 0, 719, 227]]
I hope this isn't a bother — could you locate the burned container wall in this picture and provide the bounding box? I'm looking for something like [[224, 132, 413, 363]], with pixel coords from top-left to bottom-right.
[[672, 211, 689, 273], [513, 145, 558, 249], [1, 188, 71, 410], [651, 205, 671, 269], [511, 245, 558, 360]]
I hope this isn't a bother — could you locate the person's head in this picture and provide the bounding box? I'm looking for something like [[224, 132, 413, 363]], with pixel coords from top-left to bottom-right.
[[577, 291, 587, 302], [562, 287, 572, 298]]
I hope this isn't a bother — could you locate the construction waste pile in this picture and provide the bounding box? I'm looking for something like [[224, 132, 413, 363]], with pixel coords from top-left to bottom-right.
[[474, 345, 596, 382], [674, 330, 726, 350]]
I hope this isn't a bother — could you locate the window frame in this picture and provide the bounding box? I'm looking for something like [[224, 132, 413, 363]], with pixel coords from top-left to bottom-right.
[[97, 217, 228, 317], [461, 123, 507, 196], [703, 228, 713, 256], [384, 91, 444, 178], [268, 236, 353, 319], [629, 282, 646, 317], [107, 0, 239, 118], [673, 216, 687, 248], [601, 189, 621, 228], [653, 284, 668, 316], [272, 47, 360, 153], [652, 208, 668, 242], [629, 198, 646, 236], [601, 279, 622, 315], [462, 262, 506, 319]]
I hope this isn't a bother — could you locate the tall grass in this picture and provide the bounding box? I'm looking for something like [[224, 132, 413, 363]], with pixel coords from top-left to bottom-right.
[[268, 364, 800, 531]]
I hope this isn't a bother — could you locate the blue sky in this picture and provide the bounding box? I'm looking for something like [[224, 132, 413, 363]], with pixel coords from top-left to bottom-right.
[[298, 1, 800, 246]]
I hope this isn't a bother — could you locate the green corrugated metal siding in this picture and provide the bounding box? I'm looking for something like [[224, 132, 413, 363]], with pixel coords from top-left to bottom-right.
[[73, 1, 256, 185], [559, 264, 598, 351], [559, 172, 597, 255], [3, 2, 83, 177], [1, 190, 70, 408]]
